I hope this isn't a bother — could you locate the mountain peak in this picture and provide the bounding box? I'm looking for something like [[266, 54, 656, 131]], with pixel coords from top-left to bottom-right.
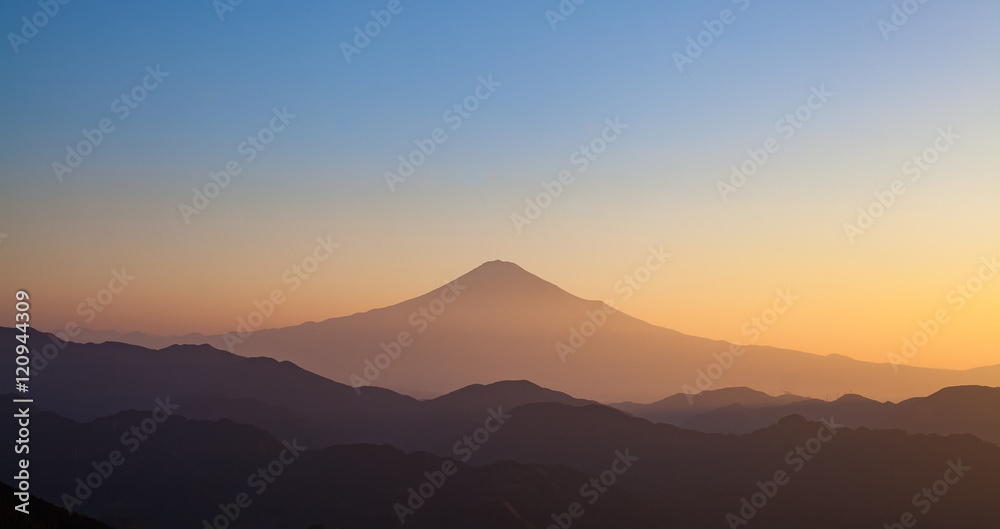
[[461, 260, 535, 280], [451, 260, 578, 301]]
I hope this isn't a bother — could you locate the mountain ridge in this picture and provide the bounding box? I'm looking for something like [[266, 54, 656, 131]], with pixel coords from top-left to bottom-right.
[[47, 261, 1000, 402]]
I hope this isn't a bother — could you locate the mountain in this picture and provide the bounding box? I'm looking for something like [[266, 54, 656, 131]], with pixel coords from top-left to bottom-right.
[[0, 408, 676, 529], [612, 386, 811, 423], [11, 325, 1000, 526], [5, 404, 999, 529], [425, 379, 599, 415], [4, 325, 423, 449], [64, 261, 1000, 403], [6, 327, 598, 451], [621, 385, 1000, 446], [0, 482, 119, 529], [467, 402, 1000, 528], [14, 325, 999, 451]]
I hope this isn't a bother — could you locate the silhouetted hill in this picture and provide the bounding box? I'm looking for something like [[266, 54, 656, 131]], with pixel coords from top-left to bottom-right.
[[5, 327, 602, 451], [425, 379, 598, 415], [0, 409, 666, 529], [627, 384, 1000, 445], [0, 482, 119, 529], [4, 405, 998, 528], [467, 402, 1000, 528], [11, 325, 999, 451], [4, 326, 427, 448], [612, 386, 810, 422]]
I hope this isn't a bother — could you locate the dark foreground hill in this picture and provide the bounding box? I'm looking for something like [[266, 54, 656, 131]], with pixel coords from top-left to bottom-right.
[[0, 482, 117, 529], [3, 405, 998, 529]]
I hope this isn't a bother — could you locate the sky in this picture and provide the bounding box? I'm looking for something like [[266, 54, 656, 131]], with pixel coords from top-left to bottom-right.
[[1, 0, 998, 370]]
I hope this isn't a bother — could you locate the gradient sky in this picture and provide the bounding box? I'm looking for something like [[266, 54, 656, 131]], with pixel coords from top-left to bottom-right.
[[1, 0, 998, 370]]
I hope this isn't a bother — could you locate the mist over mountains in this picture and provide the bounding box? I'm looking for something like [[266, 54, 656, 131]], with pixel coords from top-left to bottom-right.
[[4, 323, 1000, 528], [68, 261, 1000, 403], [10, 263, 999, 528]]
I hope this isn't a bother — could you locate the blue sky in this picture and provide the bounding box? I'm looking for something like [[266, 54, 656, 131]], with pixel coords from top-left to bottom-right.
[[1, 0, 999, 369], [3, 0, 996, 195]]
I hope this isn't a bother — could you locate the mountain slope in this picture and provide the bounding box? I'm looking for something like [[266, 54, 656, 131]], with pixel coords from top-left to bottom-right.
[[468, 402, 1000, 528], [7, 326, 601, 451], [0, 482, 119, 529], [623, 385, 1000, 445], [66, 261, 1000, 403], [6, 406, 998, 529]]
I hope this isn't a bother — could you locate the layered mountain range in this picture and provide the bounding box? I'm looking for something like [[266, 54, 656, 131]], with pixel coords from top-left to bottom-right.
[[66, 261, 1000, 403], [3, 323, 1000, 528], [7, 262, 999, 528]]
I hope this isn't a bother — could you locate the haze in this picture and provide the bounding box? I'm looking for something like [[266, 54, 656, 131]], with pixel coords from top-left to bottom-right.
[[1, 0, 999, 372]]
